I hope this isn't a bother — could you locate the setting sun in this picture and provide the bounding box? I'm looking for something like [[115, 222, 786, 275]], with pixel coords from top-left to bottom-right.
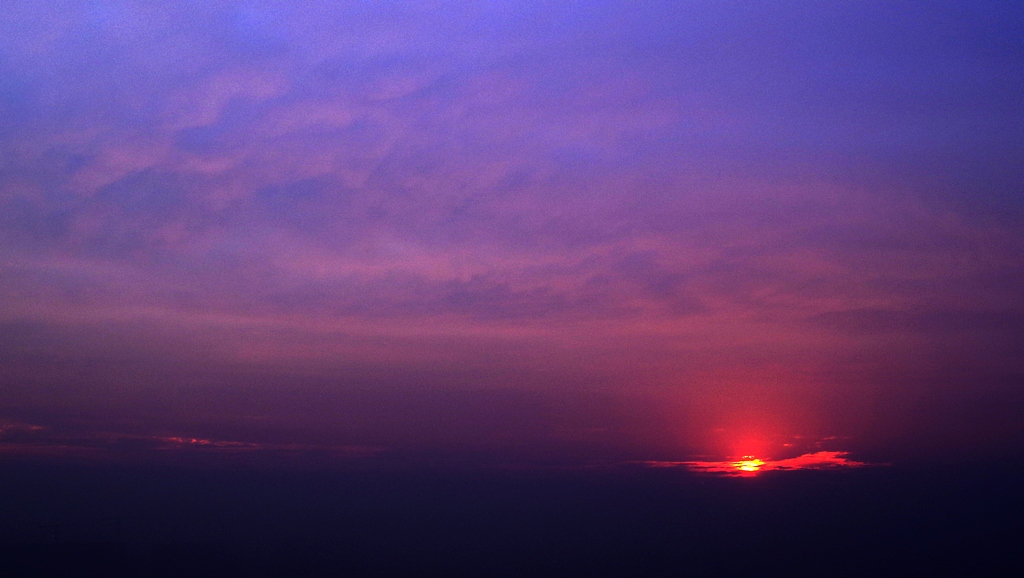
[[733, 457, 764, 473]]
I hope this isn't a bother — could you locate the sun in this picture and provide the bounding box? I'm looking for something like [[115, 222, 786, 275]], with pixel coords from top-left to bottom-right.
[[733, 456, 764, 473]]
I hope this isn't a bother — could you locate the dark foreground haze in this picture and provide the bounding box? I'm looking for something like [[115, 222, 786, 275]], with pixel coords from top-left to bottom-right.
[[1, 458, 1021, 577]]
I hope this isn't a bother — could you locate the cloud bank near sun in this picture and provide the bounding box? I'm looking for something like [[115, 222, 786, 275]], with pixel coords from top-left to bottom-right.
[[659, 452, 879, 477]]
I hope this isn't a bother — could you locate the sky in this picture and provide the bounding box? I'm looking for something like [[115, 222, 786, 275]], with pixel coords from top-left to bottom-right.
[[1, 0, 1023, 468]]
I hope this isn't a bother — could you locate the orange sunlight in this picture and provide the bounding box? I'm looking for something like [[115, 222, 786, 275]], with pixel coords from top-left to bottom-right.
[[733, 457, 764, 473]]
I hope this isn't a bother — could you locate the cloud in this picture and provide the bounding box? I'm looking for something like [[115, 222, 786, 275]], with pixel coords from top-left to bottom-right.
[[645, 451, 878, 476], [0, 418, 379, 463]]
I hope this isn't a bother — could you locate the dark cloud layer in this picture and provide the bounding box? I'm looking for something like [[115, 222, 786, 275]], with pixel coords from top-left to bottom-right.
[[2, 1, 1023, 464]]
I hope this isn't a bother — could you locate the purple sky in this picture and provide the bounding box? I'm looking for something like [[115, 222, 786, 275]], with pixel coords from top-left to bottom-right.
[[2, 1, 1023, 466]]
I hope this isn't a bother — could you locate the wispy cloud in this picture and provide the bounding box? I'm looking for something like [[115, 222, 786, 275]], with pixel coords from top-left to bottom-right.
[[1, 1, 1022, 463]]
